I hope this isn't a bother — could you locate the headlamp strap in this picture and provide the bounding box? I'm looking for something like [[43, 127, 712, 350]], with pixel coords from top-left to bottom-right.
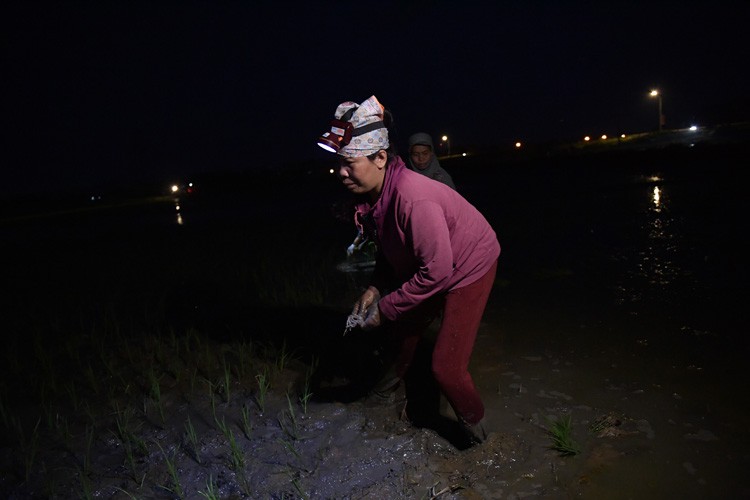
[[340, 107, 357, 122], [352, 121, 386, 137]]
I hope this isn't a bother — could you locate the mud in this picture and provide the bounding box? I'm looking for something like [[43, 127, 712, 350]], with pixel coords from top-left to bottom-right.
[[0, 302, 679, 500]]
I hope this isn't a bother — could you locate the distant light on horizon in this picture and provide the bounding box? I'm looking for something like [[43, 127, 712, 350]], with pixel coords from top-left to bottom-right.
[[601, 134, 608, 140], [515, 142, 522, 148], [621, 134, 626, 138], [584, 136, 591, 141], [171, 185, 179, 193], [329, 168, 335, 174], [689, 125, 698, 131]]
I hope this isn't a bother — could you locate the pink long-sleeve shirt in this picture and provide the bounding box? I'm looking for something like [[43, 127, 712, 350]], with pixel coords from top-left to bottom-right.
[[357, 156, 501, 321]]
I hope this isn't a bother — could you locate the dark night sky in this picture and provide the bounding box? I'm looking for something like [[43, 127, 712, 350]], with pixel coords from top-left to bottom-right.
[[2, 1, 749, 198]]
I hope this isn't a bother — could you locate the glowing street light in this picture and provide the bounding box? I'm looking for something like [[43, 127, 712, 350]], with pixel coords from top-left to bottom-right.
[[440, 135, 451, 156], [649, 89, 664, 131]]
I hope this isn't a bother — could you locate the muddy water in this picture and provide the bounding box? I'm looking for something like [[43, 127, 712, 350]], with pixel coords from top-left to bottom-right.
[[460, 148, 749, 498]]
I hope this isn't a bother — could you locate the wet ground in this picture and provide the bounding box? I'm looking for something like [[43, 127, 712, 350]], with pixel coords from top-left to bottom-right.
[[1, 143, 749, 498]]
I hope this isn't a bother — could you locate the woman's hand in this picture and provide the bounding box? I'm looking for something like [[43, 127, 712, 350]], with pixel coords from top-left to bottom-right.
[[353, 286, 382, 331], [352, 286, 380, 316], [361, 303, 381, 331]]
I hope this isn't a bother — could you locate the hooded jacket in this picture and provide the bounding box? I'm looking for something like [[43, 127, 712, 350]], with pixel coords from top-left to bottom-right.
[[356, 156, 500, 321], [407, 132, 456, 190]]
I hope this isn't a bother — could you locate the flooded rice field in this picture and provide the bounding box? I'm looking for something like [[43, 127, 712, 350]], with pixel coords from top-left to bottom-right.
[[1, 144, 748, 498]]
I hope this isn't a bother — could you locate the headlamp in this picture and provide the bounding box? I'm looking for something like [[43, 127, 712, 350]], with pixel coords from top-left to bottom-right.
[[316, 120, 387, 154], [317, 119, 354, 153]]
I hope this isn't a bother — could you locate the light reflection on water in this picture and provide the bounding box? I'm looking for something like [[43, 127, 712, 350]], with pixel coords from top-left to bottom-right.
[[174, 199, 184, 225], [639, 183, 680, 286], [614, 178, 689, 307]]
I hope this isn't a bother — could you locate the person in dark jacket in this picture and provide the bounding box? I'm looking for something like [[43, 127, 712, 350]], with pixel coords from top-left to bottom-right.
[[407, 132, 456, 190]]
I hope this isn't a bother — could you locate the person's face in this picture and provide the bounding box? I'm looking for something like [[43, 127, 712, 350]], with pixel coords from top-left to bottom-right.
[[409, 145, 433, 170], [337, 150, 388, 200]]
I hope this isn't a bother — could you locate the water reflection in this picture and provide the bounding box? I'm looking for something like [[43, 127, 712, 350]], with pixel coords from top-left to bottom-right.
[[174, 199, 184, 225], [638, 183, 680, 287], [615, 178, 687, 308]]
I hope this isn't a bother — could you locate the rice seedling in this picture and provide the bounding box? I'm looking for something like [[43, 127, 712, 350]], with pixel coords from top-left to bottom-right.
[[97, 340, 117, 379], [546, 414, 580, 456], [299, 358, 317, 416], [36, 369, 56, 405], [188, 366, 199, 396], [227, 428, 245, 470], [289, 470, 309, 500], [147, 366, 166, 424], [84, 363, 100, 395], [83, 401, 97, 428], [40, 463, 59, 498], [276, 339, 290, 373], [255, 367, 271, 413], [184, 415, 201, 464], [184, 327, 202, 354], [151, 331, 167, 366], [168, 327, 179, 353], [122, 439, 139, 481], [155, 440, 184, 499], [21, 416, 41, 482], [236, 340, 254, 379], [42, 401, 57, 431], [221, 357, 232, 403], [112, 403, 147, 478], [78, 465, 93, 500], [167, 357, 183, 385], [55, 414, 73, 450], [122, 335, 137, 366], [83, 423, 95, 476], [240, 404, 253, 440], [33, 336, 59, 393], [215, 413, 230, 439], [278, 438, 301, 461], [198, 474, 220, 500], [278, 392, 299, 440], [105, 381, 119, 402], [113, 486, 139, 499], [113, 403, 134, 441]]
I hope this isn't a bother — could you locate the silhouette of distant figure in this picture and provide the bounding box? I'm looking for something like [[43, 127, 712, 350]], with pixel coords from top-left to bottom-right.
[[407, 132, 456, 190]]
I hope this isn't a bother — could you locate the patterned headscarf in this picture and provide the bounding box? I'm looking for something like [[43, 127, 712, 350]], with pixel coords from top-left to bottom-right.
[[333, 95, 389, 158]]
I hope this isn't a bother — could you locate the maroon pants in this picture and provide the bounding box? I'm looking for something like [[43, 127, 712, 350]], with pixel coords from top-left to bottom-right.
[[391, 260, 497, 425]]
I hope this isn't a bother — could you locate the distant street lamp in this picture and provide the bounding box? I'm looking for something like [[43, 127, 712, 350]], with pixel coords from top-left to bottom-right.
[[441, 135, 451, 156], [649, 89, 664, 131]]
